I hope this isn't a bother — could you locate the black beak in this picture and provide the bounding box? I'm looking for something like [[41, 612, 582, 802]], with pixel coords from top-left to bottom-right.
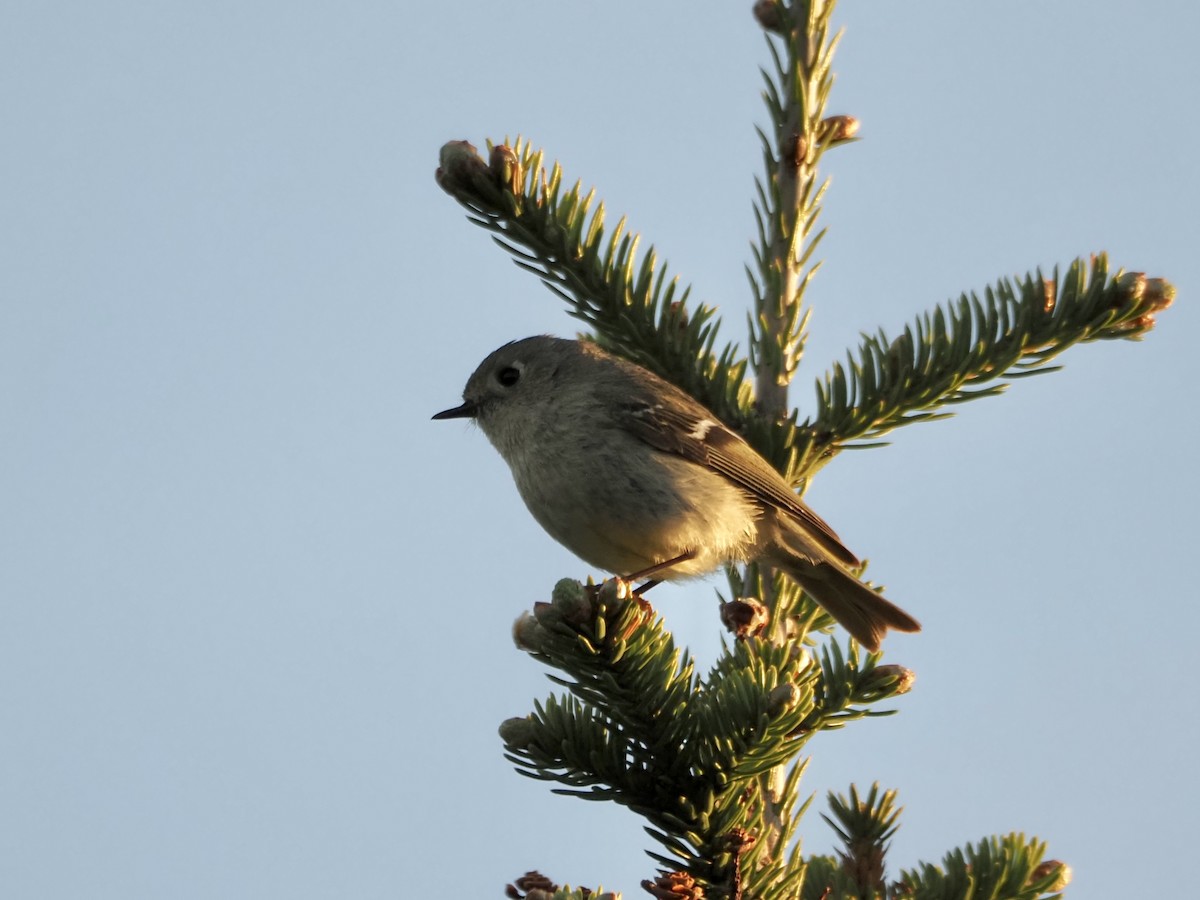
[[432, 400, 478, 420]]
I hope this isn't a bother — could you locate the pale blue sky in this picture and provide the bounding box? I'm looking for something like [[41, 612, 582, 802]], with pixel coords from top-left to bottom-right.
[[2, 2, 1197, 898]]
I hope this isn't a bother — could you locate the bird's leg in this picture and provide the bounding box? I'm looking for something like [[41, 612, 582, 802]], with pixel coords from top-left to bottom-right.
[[596, 551, 696, 611], [623, 549, 696, 586]]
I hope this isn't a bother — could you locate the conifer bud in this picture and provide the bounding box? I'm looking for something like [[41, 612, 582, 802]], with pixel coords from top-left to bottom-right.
[[768, 683, 803, 715], [867, 664, 916, 695], [597, 576, 631, 605], [1042, 278, 1056, 314], [1132, 313, 1156, 331], [752, 0, 785, 34], [788, 643, 813, 672], [1030, 860, 1072, 891], [1145, 277, 1175, 311], [783, 131, 807, 167], [720, 597, 770, 639], [511, 871, 557, 894], [1109, 312, 1156, 335], [512, 611, 546, 652], [1109, 269, 1174, 325], [722, 827, 755, 853], [435, 140, 494, 198], [819, 114, 860, 144], [489, 144, 522, 194], [551, 577, 592, 621], [498, 716, 538, 750], [1115, 271, 1147, 303], [642, 871, 704, 900], [532, 578, 595, 629]]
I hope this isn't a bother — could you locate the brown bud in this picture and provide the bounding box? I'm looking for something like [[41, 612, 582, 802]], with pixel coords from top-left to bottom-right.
[[498, 716, 538, 750], [767, 683, 802, 716], [1114, 271, 1147, 303], [435, 140, 490, 194], [1030, 860, 1072, 891], [642, 871, 704, 900], [489, 143, 522, 193], [1042, 278, 1056, 314], [722, 827, 756, 854], [512, 611, 547, 652], [511, 871, 557, 895], [532, 600, 561, 628], [751, 0, 785, 34], [720, 597, 770, 639], [783, 131, 807, 167], [819, 115, 860, 145], [1125, 313, 1156, 332], [867, 664, 916, 696], [1145, 277, 1175, 311], [788, 643, 813, 671], [596, 576, 631, 605]]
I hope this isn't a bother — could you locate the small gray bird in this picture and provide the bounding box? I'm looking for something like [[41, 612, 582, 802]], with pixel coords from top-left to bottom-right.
[[433, 336, 920, 650]]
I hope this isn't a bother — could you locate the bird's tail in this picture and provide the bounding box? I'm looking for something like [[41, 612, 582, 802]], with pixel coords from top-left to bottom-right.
[[781, 558, 920, 651], [763, 532, 921, 652], [762, 512, 921, 651]]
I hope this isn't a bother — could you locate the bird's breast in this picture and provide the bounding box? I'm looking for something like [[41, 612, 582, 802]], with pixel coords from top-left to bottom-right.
[[506, 435, 761, 579]]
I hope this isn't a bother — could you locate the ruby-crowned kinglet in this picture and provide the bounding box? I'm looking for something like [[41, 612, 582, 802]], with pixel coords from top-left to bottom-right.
[[433, 336, 920, 650]]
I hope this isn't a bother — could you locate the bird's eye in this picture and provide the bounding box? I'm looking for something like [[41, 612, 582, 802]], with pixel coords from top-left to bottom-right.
[[497, 366, 521, 387]]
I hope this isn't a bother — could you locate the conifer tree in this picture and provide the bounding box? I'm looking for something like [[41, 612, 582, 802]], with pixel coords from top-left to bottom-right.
[[435, 3, 1171, 898]]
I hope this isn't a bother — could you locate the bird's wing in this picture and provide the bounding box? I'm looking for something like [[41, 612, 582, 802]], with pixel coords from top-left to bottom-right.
[[617, 396, 860, 567]]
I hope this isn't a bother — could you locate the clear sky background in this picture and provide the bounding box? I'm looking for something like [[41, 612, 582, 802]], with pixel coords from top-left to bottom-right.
[[2, 2, 1197, 898]]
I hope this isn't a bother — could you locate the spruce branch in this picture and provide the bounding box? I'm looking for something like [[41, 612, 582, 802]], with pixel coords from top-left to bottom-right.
[[792, 644, 915, 737], [435, 1, 1169, 895], [821, 783, 901, 895], [505, 580, 699, 782], [748, 0, 848, 412], [804, 801, 1071, 899], [896, 834, 1071, 900], [796, 855, 863, 900], [717, 573, 916, 737], [803, 257, 1176, 459], [503, 576, 914, 894], [436, 138, 753, 427], [503, 579, 815, 879]]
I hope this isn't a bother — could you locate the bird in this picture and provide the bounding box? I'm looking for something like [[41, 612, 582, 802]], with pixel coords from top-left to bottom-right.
[[433, 335, 920, 650]]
